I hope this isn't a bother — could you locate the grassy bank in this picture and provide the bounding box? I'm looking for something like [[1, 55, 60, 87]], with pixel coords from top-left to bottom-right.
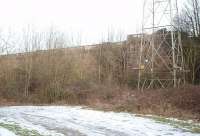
[[0, 122, 42, 136], [0, 85, 200, 122]]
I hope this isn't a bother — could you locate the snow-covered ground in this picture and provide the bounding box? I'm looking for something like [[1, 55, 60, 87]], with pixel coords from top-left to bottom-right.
[[0, 106, 199, 136], [0, 127, 16, 136]]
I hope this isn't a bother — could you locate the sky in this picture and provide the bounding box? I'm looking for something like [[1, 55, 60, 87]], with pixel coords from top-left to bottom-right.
[[0, 0, 143, 45], [0, 0, 185, 46]]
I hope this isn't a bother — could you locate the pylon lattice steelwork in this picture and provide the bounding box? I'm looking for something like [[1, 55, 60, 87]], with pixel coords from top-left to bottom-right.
[[138, 0, 185, 90]]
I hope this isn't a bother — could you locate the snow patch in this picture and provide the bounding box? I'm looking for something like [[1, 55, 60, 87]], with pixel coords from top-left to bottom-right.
[[0, 106, 199, 136], [0, 127, 16, 136]]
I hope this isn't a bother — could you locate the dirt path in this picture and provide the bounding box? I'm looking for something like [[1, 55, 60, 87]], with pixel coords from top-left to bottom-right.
[[0, 106, 199, 136]]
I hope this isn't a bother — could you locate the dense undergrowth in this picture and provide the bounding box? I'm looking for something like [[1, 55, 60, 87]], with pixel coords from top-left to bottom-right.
[[0, 34, 199, 122]]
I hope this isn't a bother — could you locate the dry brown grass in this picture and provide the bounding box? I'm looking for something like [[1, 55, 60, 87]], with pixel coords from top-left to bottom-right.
[[0, 78, 200, 121], [82, 85, 200, 121]]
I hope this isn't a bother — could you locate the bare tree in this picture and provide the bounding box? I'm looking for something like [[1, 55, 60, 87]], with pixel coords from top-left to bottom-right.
[[181, 0, 200, 37]]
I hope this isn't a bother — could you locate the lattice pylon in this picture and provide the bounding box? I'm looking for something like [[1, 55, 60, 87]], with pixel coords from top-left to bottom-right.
[[137, 0, 185, 90]]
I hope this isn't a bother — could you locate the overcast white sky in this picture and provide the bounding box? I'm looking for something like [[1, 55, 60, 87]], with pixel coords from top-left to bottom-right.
[[0, 0, 143, 45], [0, 0, 185, 45]]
